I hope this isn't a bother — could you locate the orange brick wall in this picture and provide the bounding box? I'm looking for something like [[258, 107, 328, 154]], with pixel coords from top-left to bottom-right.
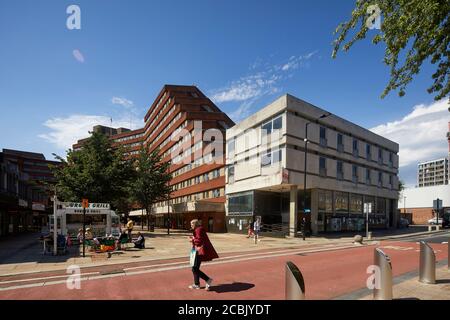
[[400, 208, 433, 225]]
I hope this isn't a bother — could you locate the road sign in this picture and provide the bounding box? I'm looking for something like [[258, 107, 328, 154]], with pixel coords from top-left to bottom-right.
[[364, 203, 372, 214], [433, 199, 442, 210], [304, 209, 311, 214], [82, 198, 89, 209]]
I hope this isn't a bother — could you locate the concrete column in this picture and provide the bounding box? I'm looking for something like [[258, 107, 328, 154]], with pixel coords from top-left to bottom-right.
[[289, 186, 298, 237], [311, 189, 319, 235]]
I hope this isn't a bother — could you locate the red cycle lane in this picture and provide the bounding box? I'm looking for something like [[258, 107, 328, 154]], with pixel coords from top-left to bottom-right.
[[0, 240, 447, 300]]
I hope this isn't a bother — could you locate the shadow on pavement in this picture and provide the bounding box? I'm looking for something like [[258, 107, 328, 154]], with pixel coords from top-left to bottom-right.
[[209, 282, 255, 293], [436, 279, 450, 284], [394, 297, 421, 300]]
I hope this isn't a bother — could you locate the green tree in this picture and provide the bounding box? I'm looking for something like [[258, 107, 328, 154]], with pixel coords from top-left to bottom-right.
[[332, 1, 450, 101], [50, 131, 135, 207], [130, 145, 172, 231]]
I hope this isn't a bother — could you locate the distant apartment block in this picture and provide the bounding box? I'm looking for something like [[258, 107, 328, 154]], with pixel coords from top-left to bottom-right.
[[225, 94, 400, 236], [417, 158, 449, 187]]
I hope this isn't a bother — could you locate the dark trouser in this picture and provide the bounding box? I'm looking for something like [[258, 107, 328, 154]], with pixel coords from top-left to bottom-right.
[[127, 229, 132, 242], [192, 258, 210, 286]]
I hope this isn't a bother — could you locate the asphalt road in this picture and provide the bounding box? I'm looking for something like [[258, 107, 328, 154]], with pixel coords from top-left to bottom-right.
[[398, 230, 450, 243]]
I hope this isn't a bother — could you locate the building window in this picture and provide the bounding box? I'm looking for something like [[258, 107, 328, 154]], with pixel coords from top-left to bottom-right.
[[320, 127, 327, 147], [366, 168, 371, 185], [352, 165, 358, 183], [227, 139, 235, 157], [389, 152, 393, 168], [366, 144, 372, 160], [228, 165, 235, 183], [335, 191, 349, 213], [212, 189, 220, 198], [261, 149, 282, 167], [228, 192, 253, 214], [319, 157, 327, 177], [378, 148, 383, 164], [337, 161, 344, 180], [349, 194, 363, 213], [353, 139, 359, 157], [261, 115, 283, 137], [202, 105, 214, 112], [378, 171, 383, 187], [389, 175, 393, 189], [337, 134, 344, 153]]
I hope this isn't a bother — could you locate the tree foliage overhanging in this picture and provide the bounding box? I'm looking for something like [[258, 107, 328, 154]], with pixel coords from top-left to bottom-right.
[[332, 0, 450, 101]]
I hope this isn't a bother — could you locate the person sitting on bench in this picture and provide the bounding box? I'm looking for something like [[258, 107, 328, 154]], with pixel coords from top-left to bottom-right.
[[133, 232, 145, 249]]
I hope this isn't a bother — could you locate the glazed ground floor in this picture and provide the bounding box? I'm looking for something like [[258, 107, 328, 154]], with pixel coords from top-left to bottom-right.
[[226, 188, 399, 236], [0, 206, 49, 237], [151, 211, 227, 233]]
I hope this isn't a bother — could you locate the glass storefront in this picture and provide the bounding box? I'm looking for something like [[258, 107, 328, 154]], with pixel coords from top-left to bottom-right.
[[318, 189, 390, 233]]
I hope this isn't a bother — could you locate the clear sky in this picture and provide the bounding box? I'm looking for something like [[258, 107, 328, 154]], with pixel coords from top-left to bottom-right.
[[0, 0, 448, 187]]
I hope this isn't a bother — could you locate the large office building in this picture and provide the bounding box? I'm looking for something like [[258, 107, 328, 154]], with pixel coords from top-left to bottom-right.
[[74, 85, 234, 232], [417, 158, 449, 187], [225, 94, 400, 236], [0, 149, 60, 236]]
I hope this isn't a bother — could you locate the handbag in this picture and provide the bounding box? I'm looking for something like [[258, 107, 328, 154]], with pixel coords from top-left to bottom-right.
[[196, 246, 205, 256], [189, 249, 198, 267]]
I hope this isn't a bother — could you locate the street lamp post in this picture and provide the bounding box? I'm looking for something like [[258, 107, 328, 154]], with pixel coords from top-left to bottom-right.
[[303, 113, 331, 240]]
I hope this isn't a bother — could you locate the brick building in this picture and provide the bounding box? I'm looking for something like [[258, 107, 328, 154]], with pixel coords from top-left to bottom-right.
[[0, 149, 60, 236], [73, 85, 234, 232]]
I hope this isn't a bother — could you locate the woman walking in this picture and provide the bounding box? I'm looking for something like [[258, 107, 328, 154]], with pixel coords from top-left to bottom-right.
[[189, 219, 219, 291]]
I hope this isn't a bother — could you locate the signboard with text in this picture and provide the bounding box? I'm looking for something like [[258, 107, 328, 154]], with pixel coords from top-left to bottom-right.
[[61, 202, 110, 210]]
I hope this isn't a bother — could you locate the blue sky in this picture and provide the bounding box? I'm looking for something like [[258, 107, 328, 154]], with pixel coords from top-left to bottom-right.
[[0, 0, 448, 187]]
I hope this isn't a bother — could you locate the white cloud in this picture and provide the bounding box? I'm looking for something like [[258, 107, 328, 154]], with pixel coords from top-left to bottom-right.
[[371, 99, 449, 171], [210, 51, 318, 105], [39, 114, 144, 151], [72, 49, 85, 63], [112, 96, 134, 108]]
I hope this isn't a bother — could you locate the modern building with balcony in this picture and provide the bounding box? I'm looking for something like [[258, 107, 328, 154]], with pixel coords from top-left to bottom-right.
[[225, 94, 400, 236]]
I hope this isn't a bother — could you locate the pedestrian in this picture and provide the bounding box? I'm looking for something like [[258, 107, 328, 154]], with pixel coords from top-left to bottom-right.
[[188, 219, 218, 291], [126, 218, 134, 242], [246, 220, 254, 238], [133, 232, 145, 249], [253, 218, 261, 243]]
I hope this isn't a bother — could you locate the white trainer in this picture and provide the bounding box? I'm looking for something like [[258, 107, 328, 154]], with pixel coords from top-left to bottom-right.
[[188, 284, 200, 289], [205, 278, 213, 291]]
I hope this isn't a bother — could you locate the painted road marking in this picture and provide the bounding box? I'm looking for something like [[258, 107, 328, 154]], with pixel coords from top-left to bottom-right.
[[0, 243, 361, 291]]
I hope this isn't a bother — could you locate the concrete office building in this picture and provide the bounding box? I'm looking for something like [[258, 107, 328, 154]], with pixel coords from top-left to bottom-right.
[[225, 94, 400, 236]]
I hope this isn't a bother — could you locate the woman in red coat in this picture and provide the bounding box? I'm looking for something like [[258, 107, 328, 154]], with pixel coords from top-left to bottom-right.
[[188, 219, 219, 290]]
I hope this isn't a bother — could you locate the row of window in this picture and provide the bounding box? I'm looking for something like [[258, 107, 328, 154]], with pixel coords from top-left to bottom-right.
[[320, 127, 394, 166], [318, 190, 388, 214], [146, 92, 170, 127], [148, 116, 185, 151], [319, 157, 394, 187], [146, 104, 177, 138], [155, 187, 225, 207], [114, 133, 144, 143], [173, 168, 223, 190]]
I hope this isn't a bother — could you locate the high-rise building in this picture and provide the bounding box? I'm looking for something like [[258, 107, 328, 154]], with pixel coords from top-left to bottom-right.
[[144, 85, 234, 232], [417, 158, 449, 187], [73, 85, 234, 232]]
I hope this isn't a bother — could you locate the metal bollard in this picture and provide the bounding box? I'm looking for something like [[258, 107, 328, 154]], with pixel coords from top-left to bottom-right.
[[285, 261, 305, 300], [373, 248, 393, 300], [419, 241, 436, 284]]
